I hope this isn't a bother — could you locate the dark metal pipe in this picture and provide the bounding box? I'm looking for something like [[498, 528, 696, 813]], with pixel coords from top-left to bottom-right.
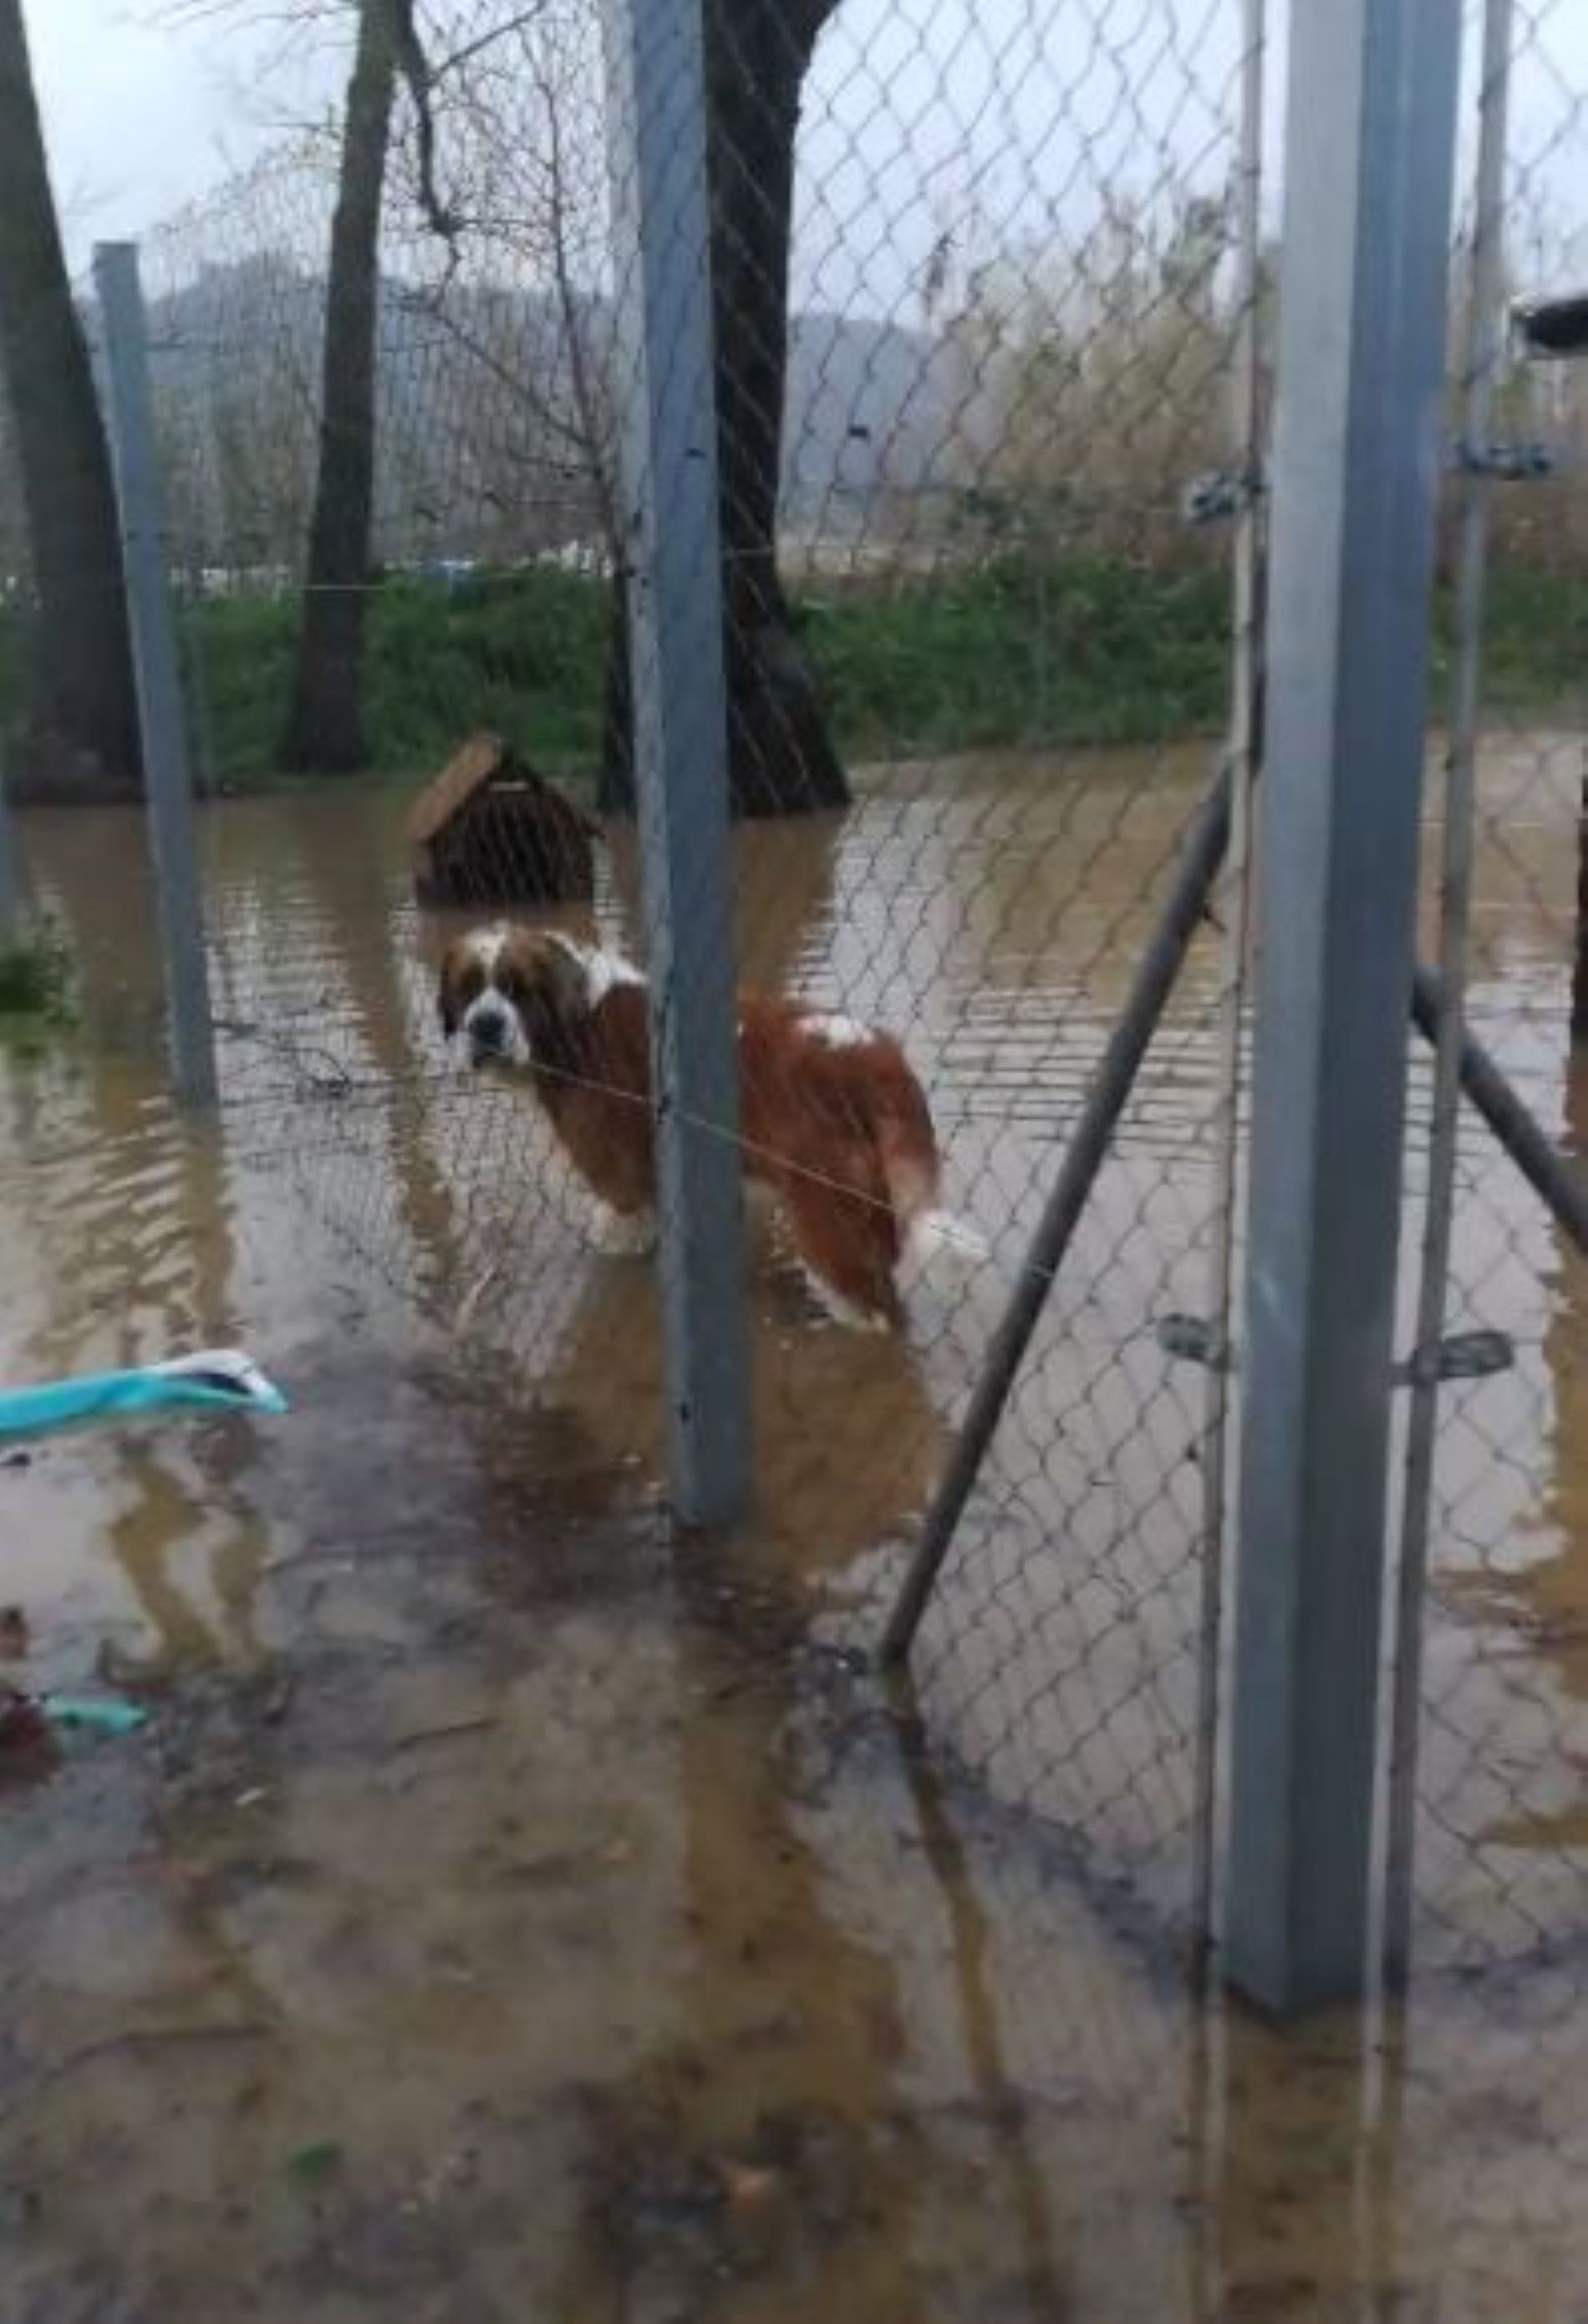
[[880, 755, 1235, 1666], [882, 803, 1588, 1670], [1410, 962, 1588, 1253]]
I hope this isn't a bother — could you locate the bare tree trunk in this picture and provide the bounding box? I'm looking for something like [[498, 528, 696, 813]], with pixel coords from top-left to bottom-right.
[[602, 0, 849, 818], [280, 0, 397, 774], [0, 0, 143, 801]]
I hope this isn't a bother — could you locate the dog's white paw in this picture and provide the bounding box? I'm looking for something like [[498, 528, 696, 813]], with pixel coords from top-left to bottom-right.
[[797, 1261, 890, 1334], [589, 1202, 657, 1257]]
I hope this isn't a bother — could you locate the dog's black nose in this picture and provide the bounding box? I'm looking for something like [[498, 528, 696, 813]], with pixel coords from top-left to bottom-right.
[[468, 1013, 508, 1062]]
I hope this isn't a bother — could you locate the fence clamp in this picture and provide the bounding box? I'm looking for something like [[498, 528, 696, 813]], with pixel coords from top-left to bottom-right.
[[1451, 438, 1555, 482], [1186, 441, 1551, 522], [1156, 1313, 1231, 1371], [1156, 1315, 1514, 1386], [1181, 467, 1264, 528], [1392, 1327, 1514, 1388]]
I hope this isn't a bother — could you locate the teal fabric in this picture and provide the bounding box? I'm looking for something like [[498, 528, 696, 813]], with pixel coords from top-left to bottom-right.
[[0, 1359, 288, 1439]]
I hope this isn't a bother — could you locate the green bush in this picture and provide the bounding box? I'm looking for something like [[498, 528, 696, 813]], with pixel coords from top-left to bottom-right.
[[0, 920, 74, 1048], [178, 553, 1239, 787], [807, 551, 1232, 756], [3, 553, 1583, 798], [185, 568, 607, 787]]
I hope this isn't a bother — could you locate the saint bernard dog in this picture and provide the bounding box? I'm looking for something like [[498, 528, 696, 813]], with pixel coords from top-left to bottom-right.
[[435, 924, 985, 1331]]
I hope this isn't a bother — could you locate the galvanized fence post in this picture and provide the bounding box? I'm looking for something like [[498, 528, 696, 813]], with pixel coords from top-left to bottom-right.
[[92, 239, 217, 1107], [1383, 0, 1517, 1999], [1224, 0, 1463, 2012], [1190, 0, 1269, 1967], [601, 0, 751, 1528], [0, 750, 20, 938]]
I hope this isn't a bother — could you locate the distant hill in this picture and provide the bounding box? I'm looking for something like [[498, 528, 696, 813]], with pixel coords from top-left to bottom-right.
[[133, 256, 981, 569]]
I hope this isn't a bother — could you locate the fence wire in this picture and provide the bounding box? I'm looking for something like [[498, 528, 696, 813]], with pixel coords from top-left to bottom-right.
[[115, 0, 1270, 1946], [114, 0, 1588, 1968], [1391, 0, 1588, 1996], [3, 0, 1588, 2308], [0, 0, 1558, 1966]]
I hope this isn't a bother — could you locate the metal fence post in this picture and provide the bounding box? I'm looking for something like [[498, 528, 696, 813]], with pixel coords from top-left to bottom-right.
[[1384, 0, 1516, 1997], [1224, 0, 1463, 2012], [601, 0, 751, 1527], [0, 752, 20, 938], [92, 240, 217, 1107]]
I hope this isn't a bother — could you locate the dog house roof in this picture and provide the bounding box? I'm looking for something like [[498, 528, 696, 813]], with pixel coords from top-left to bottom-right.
[[406, 732, 599, 850]]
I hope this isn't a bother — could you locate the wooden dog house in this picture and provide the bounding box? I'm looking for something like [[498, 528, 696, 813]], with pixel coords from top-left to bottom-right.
[[408, 733, 599, 906]]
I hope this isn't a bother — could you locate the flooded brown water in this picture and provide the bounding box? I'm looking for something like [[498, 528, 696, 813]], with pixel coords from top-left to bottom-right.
[[2, 740, 1586, 2318]]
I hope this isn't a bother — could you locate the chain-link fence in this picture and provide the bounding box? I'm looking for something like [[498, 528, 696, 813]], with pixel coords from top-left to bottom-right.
[[72, 0, 1586, 1967], [105, 0, 1272, 1953], [6, 0, 1588, 2295], [1390, 0, 1588, 1992]]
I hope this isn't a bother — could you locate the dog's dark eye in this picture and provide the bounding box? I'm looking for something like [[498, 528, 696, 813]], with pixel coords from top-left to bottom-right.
[[496, 967, 526, 1005], [458, 965, 484, 1006]]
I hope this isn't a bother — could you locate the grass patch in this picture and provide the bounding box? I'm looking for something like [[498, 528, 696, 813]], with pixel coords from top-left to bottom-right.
[[805, 552, 1233, 757], [1431, 565, 1588, 714], [0, 920, 74, 1054], [7, 553, 1585, 797], [184, 568, 608, 787], [178, 553, 1239, 787]]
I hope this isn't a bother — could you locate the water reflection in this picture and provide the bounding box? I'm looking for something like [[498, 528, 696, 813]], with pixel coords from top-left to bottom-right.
[[434, 802, 948, 1577], [1205, 2000, 1389, 2320], [8, 742, 1583, 1909], [893, 1695, 1071, 2314], [0, 742, 1586, 2312]]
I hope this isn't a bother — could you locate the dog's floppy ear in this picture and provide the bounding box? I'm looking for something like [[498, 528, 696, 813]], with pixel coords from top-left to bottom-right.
[[532, 932, 592, 1021], [501, 933, 591, 1057], [436, 943, 465, 1039]]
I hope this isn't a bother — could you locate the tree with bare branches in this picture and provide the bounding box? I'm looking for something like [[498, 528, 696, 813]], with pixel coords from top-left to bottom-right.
[[281, 0, 847, 811], [385, 1, 620, 568]]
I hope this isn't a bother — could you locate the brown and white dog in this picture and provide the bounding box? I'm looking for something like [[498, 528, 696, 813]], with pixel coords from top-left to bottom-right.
[[436, 924, 984, 1331]]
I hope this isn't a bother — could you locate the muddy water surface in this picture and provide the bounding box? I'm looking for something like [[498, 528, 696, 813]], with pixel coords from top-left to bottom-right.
[[2, 742, 1586, 2318]]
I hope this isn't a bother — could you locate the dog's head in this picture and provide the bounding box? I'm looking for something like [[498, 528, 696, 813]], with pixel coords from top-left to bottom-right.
[[436, 926, 592, 1070]]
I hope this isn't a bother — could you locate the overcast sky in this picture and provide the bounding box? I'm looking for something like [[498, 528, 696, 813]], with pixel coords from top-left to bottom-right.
[[25, 0, 1588, 315], [29, 0, 342, 257]]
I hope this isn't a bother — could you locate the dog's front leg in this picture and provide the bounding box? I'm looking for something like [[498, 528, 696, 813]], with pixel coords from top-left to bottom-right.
[[588, 1200, 658, 1257]]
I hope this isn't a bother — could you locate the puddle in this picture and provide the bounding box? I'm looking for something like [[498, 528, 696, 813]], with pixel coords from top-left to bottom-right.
[[0, 740, 1586, 2315]]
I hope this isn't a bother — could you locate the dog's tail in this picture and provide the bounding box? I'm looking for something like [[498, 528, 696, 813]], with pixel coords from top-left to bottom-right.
[[901, 1205, 990, 1272], [896, 1205, 991, 1305], [878, 1114, 990, 1297]]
